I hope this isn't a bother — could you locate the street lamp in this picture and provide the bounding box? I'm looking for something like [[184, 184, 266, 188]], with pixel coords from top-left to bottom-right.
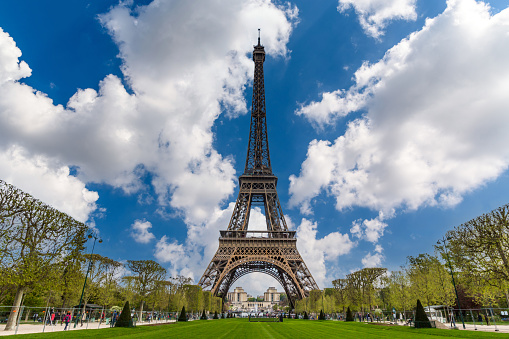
[[74, 232, 102, 328], [437, 236, 465, 329]]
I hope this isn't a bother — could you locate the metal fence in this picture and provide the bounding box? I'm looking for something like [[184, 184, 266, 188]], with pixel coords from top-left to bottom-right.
[[329, 307, 509, 332], [0, 306, 184, 335]]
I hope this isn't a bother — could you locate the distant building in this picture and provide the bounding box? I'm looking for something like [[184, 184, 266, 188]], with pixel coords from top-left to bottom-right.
[[227, 287, 248, 303], [226, 286, 282, 312]]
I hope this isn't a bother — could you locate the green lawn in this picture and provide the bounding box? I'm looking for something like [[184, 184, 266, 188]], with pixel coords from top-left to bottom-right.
[[5, 319, 508, 338]]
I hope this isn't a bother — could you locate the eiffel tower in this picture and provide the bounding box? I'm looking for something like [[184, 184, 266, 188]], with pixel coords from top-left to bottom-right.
[[199, 32, 319, 308]]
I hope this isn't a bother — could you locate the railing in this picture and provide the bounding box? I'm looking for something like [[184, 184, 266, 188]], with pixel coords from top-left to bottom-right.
[[0, 306, 179, 335], [220, 230, 296, 239]]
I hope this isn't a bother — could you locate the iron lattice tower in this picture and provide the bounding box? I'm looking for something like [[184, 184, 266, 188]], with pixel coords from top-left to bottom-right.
[[199, 33, 319, 308]]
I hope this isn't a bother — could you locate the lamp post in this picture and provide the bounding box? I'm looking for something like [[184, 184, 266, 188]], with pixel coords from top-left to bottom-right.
[[437, 236, 465, 329], [75, 232, 102, 328]]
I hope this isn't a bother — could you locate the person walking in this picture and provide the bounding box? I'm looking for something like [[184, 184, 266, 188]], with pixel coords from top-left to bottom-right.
[[450, 312, 456, 328], [110, 311, 117, 327], [63, 311, 71, 331], [50, 310, 55, 326]]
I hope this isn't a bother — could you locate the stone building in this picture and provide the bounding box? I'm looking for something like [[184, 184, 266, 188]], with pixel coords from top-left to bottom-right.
[[227, 286, 282, 312]]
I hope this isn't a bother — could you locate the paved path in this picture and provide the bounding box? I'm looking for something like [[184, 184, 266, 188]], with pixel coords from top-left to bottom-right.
[[0, 320, 176, 336]]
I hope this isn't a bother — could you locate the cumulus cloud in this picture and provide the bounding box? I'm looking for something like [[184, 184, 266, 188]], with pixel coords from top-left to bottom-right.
[[130, 220, 156, 244], [291, 0, 509, 220], [0, 145, 98, 222], [296, 218, 355, 287], [361, 244, 384, 267], [338, 0, 417, 38], [350, 211, 390, 243], [0, 0, 296, 227]]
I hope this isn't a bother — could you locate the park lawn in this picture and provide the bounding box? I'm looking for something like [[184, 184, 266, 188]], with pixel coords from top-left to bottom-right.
[[4, 319, 507, 338]]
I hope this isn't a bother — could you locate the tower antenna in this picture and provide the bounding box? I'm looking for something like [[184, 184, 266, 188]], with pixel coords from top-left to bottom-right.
[[258, 28, 260, 45]]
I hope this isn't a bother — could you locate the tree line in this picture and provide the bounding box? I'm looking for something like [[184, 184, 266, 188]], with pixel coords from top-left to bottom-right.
[[296, 203, 509, 316], [0, 180, 222, 331]]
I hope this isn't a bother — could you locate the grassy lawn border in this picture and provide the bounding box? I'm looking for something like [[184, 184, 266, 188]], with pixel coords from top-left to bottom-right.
[[3, 319, 507, 338]]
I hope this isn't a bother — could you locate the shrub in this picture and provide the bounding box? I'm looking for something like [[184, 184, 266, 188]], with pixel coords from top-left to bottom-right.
[[178, 306, 187, 322], [318, 310, 326, 320], [115, 301, 133, 328], [414, 299, 431, 328], [345, 307, 354, 322]]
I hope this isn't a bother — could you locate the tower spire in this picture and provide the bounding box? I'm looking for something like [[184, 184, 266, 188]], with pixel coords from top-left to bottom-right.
[[245, 30, 270, 175]]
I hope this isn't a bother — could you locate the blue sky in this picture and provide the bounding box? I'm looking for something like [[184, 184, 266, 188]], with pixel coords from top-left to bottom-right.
[[1, 0, 509, 296]]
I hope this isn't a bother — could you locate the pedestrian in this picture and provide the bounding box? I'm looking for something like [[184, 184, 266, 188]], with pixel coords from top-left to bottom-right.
[[450, 312, 456, 328], [50, 310, 56, 326], [110, 311, 117, 327], [63, 311, 71, 331]]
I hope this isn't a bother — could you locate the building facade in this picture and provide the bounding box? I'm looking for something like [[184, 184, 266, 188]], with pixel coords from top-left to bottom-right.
[[227, 287, 282, 312]]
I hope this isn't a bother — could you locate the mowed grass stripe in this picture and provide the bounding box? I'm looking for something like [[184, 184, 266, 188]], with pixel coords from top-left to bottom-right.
[[4, 319, 507, 338]]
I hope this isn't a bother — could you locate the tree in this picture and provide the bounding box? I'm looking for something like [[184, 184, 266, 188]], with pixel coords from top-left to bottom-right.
[[213, 311, 218, 319], [127, 260, 166, 320], [115, 301, 133, 327], [386, 270, 413, 319], [0, 181, 88, 331], [318, 309, 326, 320], [407, 254, 452, 308], [345, 307, 353, 321], [303, 311, 308, 320], [414, 299, 431, 328], [178, 306, 187, 322], [446, 206, 509, 306], [182, 285, 203, 313], [201, 309, 207, 320]]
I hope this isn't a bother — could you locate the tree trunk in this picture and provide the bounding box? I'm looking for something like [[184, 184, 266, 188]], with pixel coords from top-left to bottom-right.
[[139, 300, 145, 321], [4, 286, 25, 331]]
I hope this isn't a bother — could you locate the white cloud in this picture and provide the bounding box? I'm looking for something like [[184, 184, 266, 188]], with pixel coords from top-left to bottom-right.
[[338, 0, 417, 38], [349, 211, 389, 243], [0, 28, 31, 84], [361, 244, 384, 267], [154, 235, 187, 273], [0, 145, 97, 222], [130, 220, 155, 244], [296, 218, 355, 287], [0, 1, 297, 226], [291, 0, 509, 219]]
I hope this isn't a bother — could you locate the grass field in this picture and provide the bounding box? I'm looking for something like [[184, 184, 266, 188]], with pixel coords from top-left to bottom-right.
[[5, 319, 508, 338]]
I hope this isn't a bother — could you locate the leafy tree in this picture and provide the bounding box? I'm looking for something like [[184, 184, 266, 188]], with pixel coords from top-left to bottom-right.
[[200, 309, 207, 320], [0, 181, 88, 331], [127, 260, 166, 319], [182, 284, 203, 313], [303, 311, 308, 320], [446, 206, 509, 307], [213, 311, 218, 319], [308, 290, 322, 314], [386, 270, 413, 319], [115, 301, 133, 327], [407, 254, 453, 308]]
